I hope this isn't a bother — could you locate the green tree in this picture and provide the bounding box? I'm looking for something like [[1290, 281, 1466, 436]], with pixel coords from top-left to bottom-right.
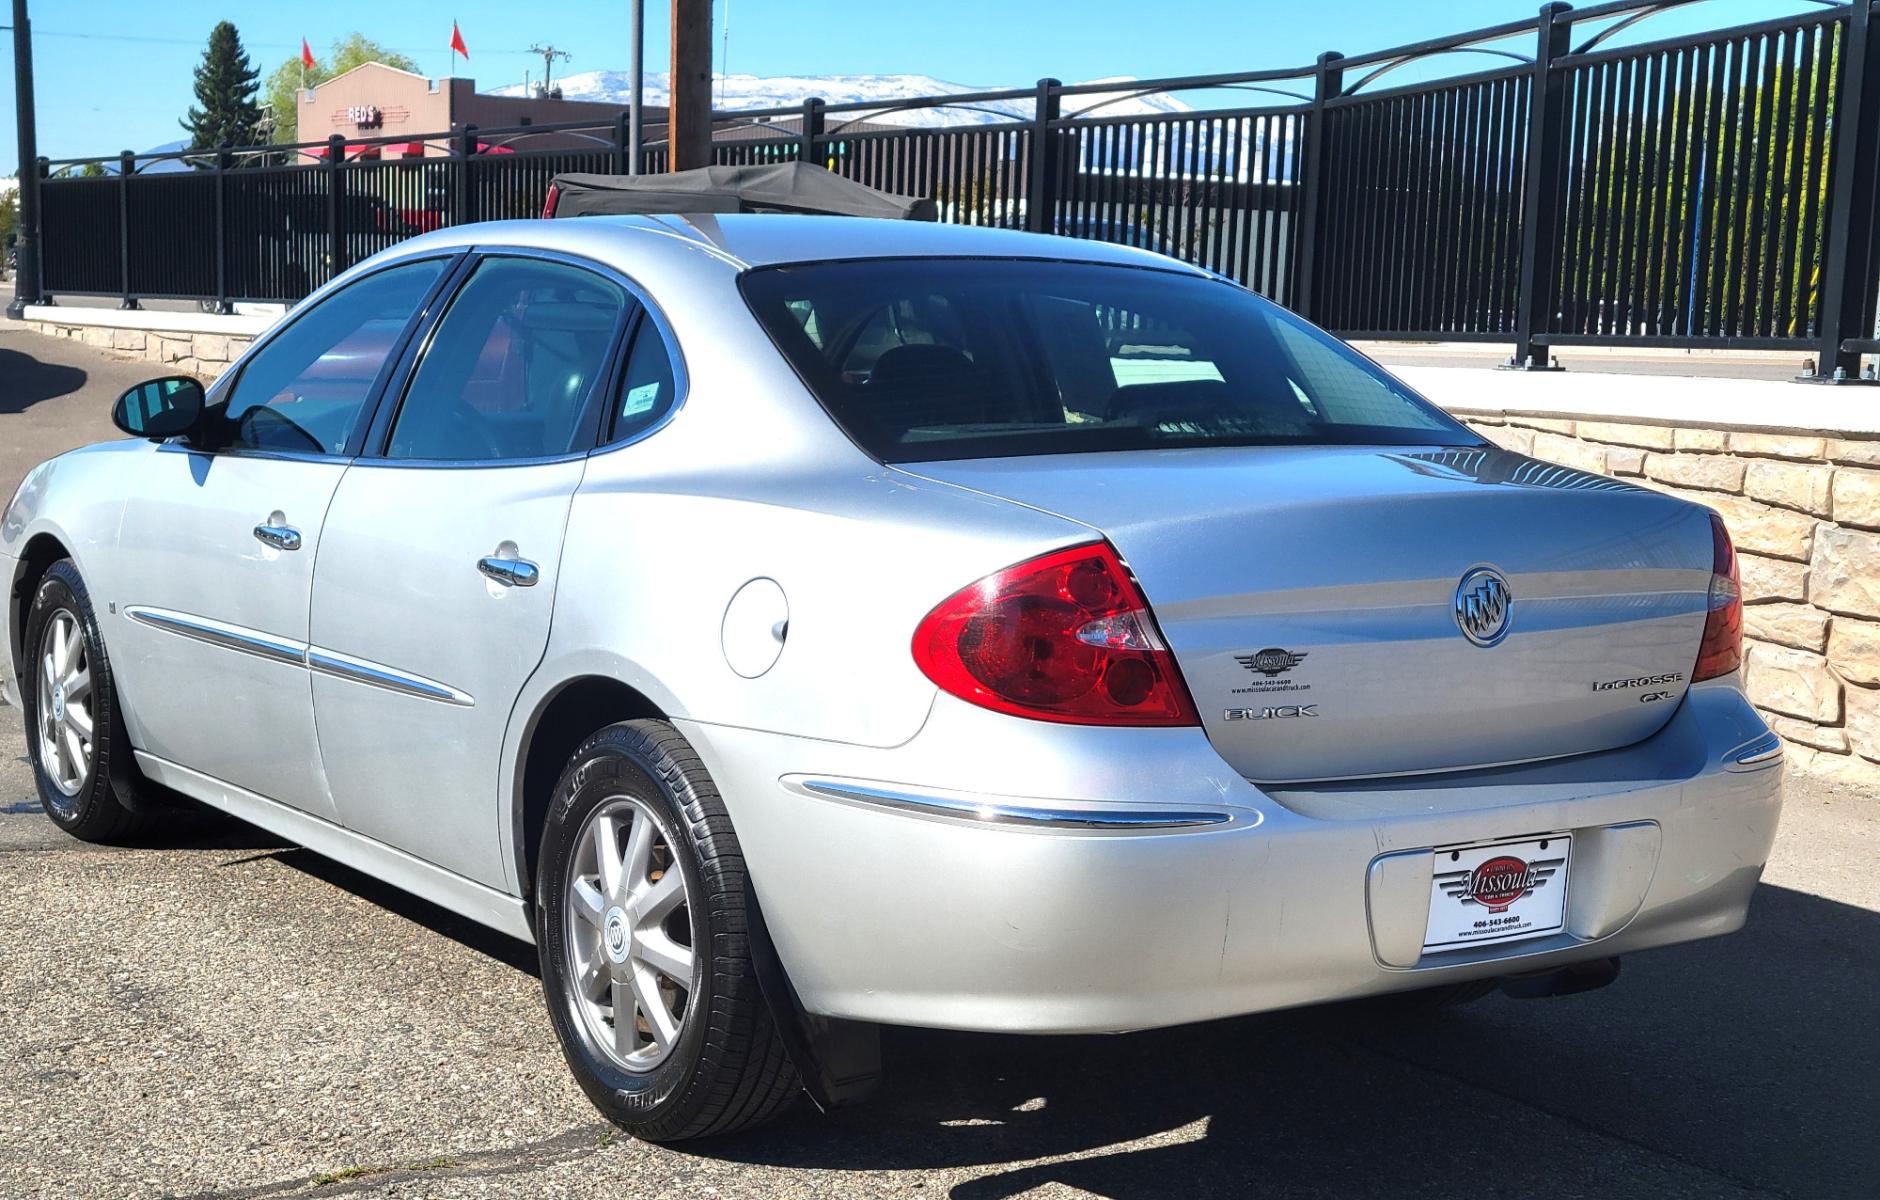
[[263, 35, 421, 144], [182, 21, 263, 150], [0, 183, 19, 251]]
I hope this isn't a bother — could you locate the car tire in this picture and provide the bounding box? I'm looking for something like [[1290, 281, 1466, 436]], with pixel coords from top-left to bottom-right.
[[20, 559, 151, 842], [535, 720, 800, 1142]]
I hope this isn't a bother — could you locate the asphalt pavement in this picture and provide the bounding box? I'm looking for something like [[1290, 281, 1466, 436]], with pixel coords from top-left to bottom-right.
[[0, 313, 1876, 1200], [0, 299, 143, 504]]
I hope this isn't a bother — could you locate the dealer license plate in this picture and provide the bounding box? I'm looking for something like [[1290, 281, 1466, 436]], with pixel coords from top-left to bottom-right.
[[1424, 835, 1571, 951]]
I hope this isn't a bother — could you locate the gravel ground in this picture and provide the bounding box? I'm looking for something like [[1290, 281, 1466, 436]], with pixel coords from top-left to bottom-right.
[[0, 708, 1874, 1200]]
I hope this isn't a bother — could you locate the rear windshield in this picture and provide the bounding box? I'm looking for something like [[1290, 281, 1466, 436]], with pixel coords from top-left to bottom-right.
[[739, 258, 1480, 463]]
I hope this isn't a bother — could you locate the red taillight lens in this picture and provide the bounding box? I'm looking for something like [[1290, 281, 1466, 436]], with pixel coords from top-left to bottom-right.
[[1693, 512, 1743, 681], [540, 184, 561, 219], [912, 542, 1199, 726]]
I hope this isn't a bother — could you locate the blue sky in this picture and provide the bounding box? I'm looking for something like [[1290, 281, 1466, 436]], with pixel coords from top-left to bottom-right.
[[0, 0, 1823, 173]]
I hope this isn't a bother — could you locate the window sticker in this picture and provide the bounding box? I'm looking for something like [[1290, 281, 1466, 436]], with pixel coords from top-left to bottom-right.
[[621, 382, 662, 418]]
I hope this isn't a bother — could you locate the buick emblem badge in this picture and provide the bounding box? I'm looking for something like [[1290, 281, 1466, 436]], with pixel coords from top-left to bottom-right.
[[1453, 566, 1513, 647]]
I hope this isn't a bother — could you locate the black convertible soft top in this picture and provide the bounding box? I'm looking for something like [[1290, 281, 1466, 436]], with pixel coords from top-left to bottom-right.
[[544, 162, 937, 221]]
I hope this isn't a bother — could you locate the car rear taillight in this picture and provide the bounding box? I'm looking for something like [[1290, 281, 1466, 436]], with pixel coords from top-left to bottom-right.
[[912, 541, 1199, 726], [1693, 512, 1743, 681], [541, 184, 560, 219]]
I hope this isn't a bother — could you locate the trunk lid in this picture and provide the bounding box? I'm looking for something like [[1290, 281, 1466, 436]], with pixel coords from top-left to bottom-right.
[[901, 444, 1716, 783]]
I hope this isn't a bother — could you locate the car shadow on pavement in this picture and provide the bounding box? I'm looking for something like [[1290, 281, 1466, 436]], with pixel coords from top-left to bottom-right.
[[269, 840, 543, 976], [0, 346, 87, 415]]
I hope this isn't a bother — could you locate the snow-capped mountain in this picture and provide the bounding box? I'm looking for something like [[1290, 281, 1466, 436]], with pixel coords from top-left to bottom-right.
[[489, 71, 1193, 128]]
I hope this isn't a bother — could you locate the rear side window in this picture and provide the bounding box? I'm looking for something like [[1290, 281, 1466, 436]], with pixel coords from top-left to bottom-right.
[[213, 258, 445, 456], [609, 316, 678, 443], [388, 257, 626, 462], [740, 259, 1474, 463]]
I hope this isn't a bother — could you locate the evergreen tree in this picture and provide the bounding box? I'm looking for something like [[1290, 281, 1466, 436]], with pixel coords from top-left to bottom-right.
[[181, 22, 262, 150]]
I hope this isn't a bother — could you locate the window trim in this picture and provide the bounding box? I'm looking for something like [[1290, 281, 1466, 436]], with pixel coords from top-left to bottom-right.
[[192, 251, 470, 465], [354, 246, 680, 470]]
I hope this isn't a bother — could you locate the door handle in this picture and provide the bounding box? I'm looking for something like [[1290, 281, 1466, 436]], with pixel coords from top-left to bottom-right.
[[253, 522, 302, 551], [477, 555, 540, 588]]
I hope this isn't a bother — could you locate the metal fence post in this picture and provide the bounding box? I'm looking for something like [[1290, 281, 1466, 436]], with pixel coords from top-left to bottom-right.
[[454, 124, 478, 228], [1025, 78, 1062, 233], [117, 150, 138, 309], [5, 0, 42, 318], [1294, 51, 1345, 322], [1811, 0, 1880, 382], [326, 134, 346, 284], [1508, 2, 1574, 370], [800, 98, 825, 165], [214, 143, 231, 314], [22, 157, 48, 309]]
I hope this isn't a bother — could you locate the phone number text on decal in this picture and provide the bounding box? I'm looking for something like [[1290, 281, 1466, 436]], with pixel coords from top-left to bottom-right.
[[1471, 915, 1528, 931]]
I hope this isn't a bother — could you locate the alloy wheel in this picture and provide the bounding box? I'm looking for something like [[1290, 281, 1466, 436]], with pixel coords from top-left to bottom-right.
[[35, 610, 93, 801], [564, 795, 697, 1072]]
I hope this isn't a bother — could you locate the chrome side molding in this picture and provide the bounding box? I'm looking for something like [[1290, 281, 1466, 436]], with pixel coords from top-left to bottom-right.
[[123, 606, 304, 666], [789, 776, 1237, 833], [308, 647, 474, 707], [121, 605, 473, 707]]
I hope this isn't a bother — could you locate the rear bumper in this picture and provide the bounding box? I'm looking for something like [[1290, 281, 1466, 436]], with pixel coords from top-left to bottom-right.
[[681, 680, 1781, 1035]]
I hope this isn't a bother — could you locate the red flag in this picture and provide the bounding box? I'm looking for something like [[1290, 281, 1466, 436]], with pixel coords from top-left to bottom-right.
[[300, 38, 316, 70], [450, 21, 469, 61]]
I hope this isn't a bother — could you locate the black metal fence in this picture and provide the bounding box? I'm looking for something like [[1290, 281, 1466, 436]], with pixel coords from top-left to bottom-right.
[[20, 0, 1880, 378]]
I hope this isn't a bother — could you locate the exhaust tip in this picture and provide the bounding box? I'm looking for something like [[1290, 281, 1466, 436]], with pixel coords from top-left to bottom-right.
[[1499, 956, 1620, 1000]]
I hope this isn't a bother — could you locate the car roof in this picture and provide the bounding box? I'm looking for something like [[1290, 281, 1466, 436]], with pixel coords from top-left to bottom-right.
[[374, 213, 1209, 279]]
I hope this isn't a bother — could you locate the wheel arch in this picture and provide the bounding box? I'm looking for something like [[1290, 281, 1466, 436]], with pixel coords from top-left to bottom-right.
[[510, 672, 668, 906], [8, 531, 75, 691]]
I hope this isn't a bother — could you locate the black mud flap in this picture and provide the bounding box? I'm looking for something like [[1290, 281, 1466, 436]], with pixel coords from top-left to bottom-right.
[[747, 884, 881, 1111], [107, 715, 160, 816], [1499, 956, 1620, 999]]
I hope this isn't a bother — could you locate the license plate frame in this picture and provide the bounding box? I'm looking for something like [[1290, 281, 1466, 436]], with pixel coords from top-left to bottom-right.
[[1424, 834, 1572, 951]]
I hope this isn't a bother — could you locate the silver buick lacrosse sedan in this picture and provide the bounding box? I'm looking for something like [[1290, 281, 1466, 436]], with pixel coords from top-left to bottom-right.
[[2, 216, 1783, 1140]]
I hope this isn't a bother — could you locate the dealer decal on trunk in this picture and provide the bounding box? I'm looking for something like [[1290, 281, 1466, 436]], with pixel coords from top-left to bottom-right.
[[1230, 647, 1312, 698]]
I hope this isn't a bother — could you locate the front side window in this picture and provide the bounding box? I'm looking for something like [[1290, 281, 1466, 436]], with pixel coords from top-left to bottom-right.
[[212, 258, 445, 456], [741, 258, 1476, 463], [388, 257, 626, 462]]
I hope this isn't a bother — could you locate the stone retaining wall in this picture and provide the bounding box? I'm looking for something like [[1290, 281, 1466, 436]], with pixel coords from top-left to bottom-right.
[[27, 320, 254, 381], [1461, 410, 1880, 788]]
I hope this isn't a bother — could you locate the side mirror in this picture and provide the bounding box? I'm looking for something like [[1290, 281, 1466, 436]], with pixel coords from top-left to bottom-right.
[[112, 377, 205, 442]]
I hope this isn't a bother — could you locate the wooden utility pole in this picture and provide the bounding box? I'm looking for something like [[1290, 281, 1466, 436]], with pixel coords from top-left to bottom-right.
[[668, 0, 712, 171]]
